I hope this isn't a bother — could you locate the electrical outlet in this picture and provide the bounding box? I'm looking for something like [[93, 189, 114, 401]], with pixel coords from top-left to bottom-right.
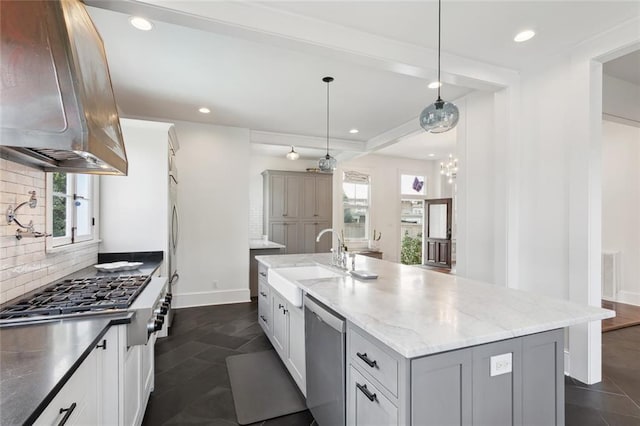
[[490, 353, 512, 377]]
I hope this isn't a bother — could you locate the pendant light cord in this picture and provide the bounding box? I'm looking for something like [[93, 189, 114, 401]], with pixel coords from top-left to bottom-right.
[[437, 0, 442, 101], [326, 80, 330, 156]]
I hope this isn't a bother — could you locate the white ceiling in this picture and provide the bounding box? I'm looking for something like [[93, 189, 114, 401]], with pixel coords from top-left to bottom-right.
[[85, 1, 640, 160]]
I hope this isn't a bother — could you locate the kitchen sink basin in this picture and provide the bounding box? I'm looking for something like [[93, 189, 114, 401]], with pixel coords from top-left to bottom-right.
[[268, 265, 346, 307]]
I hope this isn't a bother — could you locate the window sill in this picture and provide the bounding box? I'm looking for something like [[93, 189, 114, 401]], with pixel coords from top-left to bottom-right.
[[46, 239, 102, 254]]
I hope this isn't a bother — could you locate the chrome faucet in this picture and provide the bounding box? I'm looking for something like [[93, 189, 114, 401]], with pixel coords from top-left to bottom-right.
[[316, 228, 347, 268]]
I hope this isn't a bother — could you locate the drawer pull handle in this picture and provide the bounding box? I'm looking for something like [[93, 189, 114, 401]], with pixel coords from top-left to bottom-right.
[[259, 272, 267, 277], [356, 383, 377, 402], [96, 339, 107, 350], [260, 315, 268, 324], [58, 402, 77, 425], [278, 303, 284, 310], [260, 291, 267, 297], [357, 352, 378, 368]]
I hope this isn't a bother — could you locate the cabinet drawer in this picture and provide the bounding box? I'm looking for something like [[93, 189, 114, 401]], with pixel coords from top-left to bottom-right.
[[258, 280, 270, 301], [349, 366, 398, 426], [258, 263, 268, 281], [34, 348, 98, 425], [258, 281, 271, 333], [350, 328, 398, 397]]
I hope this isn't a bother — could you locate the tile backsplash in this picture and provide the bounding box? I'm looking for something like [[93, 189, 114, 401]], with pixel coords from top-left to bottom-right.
[[0, 158, 98, 304]]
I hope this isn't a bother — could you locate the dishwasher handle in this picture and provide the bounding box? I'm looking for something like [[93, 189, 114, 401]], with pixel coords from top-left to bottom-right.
[[305, 296, 345, 333]]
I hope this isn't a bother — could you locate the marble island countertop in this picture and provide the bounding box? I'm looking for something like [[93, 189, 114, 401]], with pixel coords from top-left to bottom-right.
[[255, 253, 615, 359]]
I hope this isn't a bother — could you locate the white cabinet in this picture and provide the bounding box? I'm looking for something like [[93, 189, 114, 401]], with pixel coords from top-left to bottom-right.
[[35, 324, 156, 426], [287, 302, 306, 392], [258, 262, 306, 395], [34, 345, 99, 426], [271, 291, 289, 358], [123, 333, 156, 426]]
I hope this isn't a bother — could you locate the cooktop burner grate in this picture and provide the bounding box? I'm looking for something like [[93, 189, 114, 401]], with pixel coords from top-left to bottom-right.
[[0, 275, 150, 320]]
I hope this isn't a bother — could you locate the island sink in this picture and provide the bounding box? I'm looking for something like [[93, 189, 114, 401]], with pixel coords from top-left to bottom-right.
[[268, 265, 346, 307]]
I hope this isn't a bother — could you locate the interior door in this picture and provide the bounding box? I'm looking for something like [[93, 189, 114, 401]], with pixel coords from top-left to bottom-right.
[[423, 198, 452, 269]]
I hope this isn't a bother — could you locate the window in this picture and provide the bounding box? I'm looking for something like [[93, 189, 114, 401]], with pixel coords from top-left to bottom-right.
[[48, 172, 96, 248], [342, 170, 370, 242], [401, 174, 426, 196], [400, 173, 426, 265]]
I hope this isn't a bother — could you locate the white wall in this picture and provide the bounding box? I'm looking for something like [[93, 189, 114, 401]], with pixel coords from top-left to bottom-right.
[[456, 91, 501, 285], [602, 120, 640, 304], [173, 121, 251, 307], [248, 152, 318, 240], [603, 74, 640, 125], [334, 154, 438, 262], [100, 119, 171, 277]]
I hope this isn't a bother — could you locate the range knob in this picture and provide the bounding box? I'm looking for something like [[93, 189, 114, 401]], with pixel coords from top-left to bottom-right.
[[165, 293, 173, 303], [153, 316, 165, 332], [154, 305, 168, 315]]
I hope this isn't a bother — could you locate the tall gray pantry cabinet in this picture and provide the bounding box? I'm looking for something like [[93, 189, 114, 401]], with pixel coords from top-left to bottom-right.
[[262, 170, 333, 254]]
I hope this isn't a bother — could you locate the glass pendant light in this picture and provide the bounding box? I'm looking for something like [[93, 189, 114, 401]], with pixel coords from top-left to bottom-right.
[[286, 146, 300, 160], [318, 76, 337, 172], [420, 0, 459, 133]]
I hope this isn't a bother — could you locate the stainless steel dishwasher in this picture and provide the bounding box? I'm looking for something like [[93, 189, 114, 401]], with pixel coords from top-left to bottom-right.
[[305, 294, 346, 426]]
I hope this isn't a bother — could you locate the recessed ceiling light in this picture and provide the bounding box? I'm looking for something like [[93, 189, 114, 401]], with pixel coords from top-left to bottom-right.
[[514, 30, 535, 43], [428, 81, 442, 89], [349, 129, 359, 134], [129, 16, 153, 31], [198, 107, 211, 114], [428, 153, 435, 157]]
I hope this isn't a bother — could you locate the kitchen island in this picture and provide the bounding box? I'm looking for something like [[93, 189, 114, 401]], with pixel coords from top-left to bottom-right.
[[256, 253, 614, 426]]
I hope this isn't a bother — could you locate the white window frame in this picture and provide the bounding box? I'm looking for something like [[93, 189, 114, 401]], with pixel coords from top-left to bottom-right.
[[46, 172, 100, 251], [342, 169, 371, 246]]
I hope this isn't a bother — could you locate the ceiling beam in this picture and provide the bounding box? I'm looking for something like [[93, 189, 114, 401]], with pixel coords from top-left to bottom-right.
[[250, 130, 367, 152]]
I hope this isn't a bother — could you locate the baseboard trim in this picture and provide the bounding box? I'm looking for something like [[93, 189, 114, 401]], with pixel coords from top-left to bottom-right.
[[173, 289, 250, 308], [616, 291, 640, 306]]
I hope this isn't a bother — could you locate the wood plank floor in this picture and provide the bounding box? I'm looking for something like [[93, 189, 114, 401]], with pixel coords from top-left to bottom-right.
[[602, 300, 640, 332]]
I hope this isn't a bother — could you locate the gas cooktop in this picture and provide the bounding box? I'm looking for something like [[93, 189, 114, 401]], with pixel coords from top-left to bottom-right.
[[0, 275, 150, 320]]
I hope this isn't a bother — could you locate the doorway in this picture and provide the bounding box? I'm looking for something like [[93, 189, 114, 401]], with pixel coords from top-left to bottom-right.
[[423, 198, 453, 270]]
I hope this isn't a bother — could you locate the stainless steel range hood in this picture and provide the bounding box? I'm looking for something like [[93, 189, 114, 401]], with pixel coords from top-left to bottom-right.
[[0, 0, 128, 175]]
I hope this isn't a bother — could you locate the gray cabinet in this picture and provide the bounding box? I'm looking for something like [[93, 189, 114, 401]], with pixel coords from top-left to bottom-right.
[[269, 222, 300, 255], [522, 329, 564, 425], [268, 174, 300, 220], [301, 174, 332, 220], [301, 221, 331, 253], [411, 348, 472, 426], [411, 328, 564, 426], [472, 339, 522, 426], [263, 170, 332, 254], [349, 366, 398, 426]]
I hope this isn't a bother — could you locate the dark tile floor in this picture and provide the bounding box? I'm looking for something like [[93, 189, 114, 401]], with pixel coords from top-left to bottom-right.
[[142, 299, 315, 426], [143, 300, 640, 426]]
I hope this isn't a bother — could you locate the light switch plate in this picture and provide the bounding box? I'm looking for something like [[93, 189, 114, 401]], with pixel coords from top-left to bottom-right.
[[490, 353, 513, 377]]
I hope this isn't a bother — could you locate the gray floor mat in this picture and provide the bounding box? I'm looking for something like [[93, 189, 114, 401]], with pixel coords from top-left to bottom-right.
[[226, 350, 307, 425]]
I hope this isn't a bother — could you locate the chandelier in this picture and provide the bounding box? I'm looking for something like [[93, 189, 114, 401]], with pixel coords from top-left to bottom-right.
[[440, 154, 458, 184]]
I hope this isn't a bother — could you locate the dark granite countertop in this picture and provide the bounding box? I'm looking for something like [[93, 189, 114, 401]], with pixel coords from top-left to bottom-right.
[[0, 314, 131, 425], [0, 253, 163, 425]]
